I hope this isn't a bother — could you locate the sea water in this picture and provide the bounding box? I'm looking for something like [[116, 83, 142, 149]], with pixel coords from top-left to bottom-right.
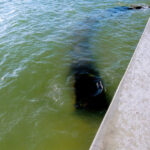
[[0, 0, 149, 149]]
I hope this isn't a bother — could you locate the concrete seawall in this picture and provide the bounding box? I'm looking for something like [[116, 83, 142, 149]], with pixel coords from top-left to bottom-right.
[[90, 18, 150, 150]]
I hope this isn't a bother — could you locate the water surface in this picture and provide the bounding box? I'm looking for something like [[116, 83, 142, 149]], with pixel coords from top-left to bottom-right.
[[0, 0, 150, 150]]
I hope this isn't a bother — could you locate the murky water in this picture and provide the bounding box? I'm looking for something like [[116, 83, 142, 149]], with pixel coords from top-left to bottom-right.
[[0, 0, 150, 150]]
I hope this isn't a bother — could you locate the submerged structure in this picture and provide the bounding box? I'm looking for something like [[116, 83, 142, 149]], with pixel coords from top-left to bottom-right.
[[70, 3, 149, 110], [70, 18, 108, 110], [72, 62, 107, 110]]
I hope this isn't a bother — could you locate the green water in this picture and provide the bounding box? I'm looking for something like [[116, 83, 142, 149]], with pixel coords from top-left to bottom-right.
[[0, 0, 150, 150]]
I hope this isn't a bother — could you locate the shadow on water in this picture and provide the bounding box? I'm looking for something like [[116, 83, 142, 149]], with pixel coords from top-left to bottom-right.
[[67, 4, 149, 113], [69, 17, 109, 112], [73, 106, 107, 118]]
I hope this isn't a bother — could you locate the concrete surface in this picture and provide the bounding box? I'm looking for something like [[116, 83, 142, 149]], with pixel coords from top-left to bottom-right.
[[90, 18, 150, 150]]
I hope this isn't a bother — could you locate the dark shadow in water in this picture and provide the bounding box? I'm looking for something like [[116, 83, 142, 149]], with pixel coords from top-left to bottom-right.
[[69, 18, 109, 111], [72, 106, 107, 123], [74, 106, 107, 116], [68, 4, 149, 112], [100, 5, 150, 21]]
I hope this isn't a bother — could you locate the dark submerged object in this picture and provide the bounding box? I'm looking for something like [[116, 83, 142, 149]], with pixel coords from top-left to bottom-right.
[[72, 62, 108, 110], [70, 18, 108, 110], [128, 4, 150, 10], [116, 5, 150, 11], [70, 4, 149, 110], [111, 5, 150, 13], [107, 4, 150, 17]]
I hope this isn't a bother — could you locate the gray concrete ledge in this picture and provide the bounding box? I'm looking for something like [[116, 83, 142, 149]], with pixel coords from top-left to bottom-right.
[[90, 18, 150, 150]]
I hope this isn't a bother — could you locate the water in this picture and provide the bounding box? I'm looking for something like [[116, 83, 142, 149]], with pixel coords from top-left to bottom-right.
[[0, 0, 150, 150]]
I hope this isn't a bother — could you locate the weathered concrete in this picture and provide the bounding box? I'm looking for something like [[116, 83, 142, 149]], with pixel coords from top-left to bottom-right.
[[90, 18, 150, 150]]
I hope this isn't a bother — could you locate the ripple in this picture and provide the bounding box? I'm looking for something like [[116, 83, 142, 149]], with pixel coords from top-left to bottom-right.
[[0, 0, 149, 149], [0, 53, 9, 66]]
